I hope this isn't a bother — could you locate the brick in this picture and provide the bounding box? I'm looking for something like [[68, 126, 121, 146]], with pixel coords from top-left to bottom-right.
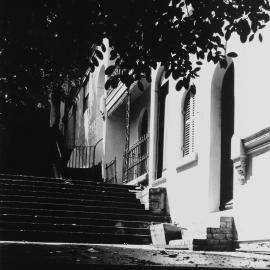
[[207, 245, 222, 251], [193, 244, 207, 251], [206, 239, 219, 245], [213, 233, 226, 240], [220, 221, 227, 228], [193, 239, 206, 245], [211, 228, 220, 233], [225, 234, 234, 240], [207, 227, 219, 233], [223, 222, 232, 229], [217, 245, 233, 251], [219, 239, 233, 245], [219, 228, 232, 234], [220, 217, 234, 223]]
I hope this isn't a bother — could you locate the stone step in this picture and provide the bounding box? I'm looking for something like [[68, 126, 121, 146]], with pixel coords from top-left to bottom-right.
[[0, 174, 138, 191], [0, 194, 143, 209], [0, 206, 170, 222], [0, 178, 140, 194], [0, 200, 147, 215], [0, 213, 154, 229], [0, 182, 137, 198], [0, 174, 170, 244], [0, 221, 150, 235], [0, 229, 152, 244], [0, 187, 139, 203]]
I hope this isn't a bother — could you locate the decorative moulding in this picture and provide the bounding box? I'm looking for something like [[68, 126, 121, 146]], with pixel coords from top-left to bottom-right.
[[233, 154, 248, 185], [233, 127, 270, 185], [243, 126, 270, 156]]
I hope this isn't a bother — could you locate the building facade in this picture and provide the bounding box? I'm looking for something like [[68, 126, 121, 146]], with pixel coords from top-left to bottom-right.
[[51, 24, 270, 243]]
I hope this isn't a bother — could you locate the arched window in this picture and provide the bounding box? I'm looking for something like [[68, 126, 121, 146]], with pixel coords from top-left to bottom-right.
[[183, 89, 195, 157]]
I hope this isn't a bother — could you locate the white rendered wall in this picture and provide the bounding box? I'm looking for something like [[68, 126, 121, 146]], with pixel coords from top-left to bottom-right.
[[104, 105, 126, 183], [233, 151, 270, 241], [228, 24, 270, 241], [129, 87, 150, 147], [152, 62, 217, 238], [155, 57, 235, 238]]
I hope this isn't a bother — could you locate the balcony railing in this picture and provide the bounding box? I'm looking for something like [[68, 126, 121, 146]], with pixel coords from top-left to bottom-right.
[[122, 134, 149, 183]]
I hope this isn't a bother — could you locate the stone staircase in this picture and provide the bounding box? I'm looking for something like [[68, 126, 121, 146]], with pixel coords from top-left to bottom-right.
[[0, 174, 170, 244]]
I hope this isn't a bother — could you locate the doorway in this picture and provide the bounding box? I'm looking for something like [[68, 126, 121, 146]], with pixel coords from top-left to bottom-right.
[[220, 63, 234, 210], [156, 82, 169, 179]]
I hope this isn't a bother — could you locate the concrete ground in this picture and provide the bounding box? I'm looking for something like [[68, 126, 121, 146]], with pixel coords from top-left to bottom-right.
[[1, 241, 270, 269]]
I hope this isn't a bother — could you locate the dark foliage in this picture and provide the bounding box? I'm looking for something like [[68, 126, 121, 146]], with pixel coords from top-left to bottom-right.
[[0, 0, 269, 107]]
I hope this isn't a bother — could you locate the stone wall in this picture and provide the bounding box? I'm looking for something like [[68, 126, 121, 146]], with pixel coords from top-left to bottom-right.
[[194, 217, 238, 251]]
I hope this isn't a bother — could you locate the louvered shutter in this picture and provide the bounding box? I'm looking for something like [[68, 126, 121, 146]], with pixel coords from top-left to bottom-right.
[[183, 91, 195, 156]]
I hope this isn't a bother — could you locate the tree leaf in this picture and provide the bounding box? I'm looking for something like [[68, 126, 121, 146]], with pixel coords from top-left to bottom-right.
[[164, 69, 171, 79], [220, 59, 228, 69], [225, 30, 231, 41], [176, 80, 184, 91], [137, 81, 144, 91], [105, 79, 112, 90], [95, 49, 103, 60], [92, 56, 99, 67], [207, 51, 212, 62], [110, 50, 117, 60], [249, 34, 254, 42], [172, 69, 180, 80], [105, 65, 116, 75], [259, 33, 263, 42], [197, 51, 204, 60], [240, 31, 248, 43], [193, 67, 201, 73], [101, 43, 106, 52], [227, 52, 238, 58]]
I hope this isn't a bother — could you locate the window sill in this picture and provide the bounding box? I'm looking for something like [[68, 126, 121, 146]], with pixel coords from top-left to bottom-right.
[[176, 152, 198, 172], [152, 177, 167, 187], [126, 173, 148, 186]]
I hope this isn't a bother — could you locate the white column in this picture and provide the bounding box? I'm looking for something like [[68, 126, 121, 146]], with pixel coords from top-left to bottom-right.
[[148, 69, 159, 186]]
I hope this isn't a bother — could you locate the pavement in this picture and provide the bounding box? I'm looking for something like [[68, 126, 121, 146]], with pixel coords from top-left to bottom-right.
[[1, 241, 270, 269]]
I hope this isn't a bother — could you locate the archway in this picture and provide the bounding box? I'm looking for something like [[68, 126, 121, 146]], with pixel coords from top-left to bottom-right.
[[209, 60, 234, 211], [156, 81, 169, 179], [138, 109, 148, 177], [220, 63, 234, 210]]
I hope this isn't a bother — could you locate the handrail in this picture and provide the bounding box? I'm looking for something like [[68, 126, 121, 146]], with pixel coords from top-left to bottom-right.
[[92, 138, 103, 166], [105, 157, 117, 184], [67, 145, 94, 168], [122, 133, 149, 183]]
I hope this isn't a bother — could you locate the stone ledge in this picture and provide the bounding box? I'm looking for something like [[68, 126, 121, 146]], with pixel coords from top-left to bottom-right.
[[176, 152, 198, 172]]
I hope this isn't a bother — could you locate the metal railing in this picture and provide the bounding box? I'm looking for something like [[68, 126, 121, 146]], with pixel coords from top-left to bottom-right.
[[105, 157, 117, 184], [122, 134, 149, 183], [67, 146, 94, 168], [67, 138, 103, 169]]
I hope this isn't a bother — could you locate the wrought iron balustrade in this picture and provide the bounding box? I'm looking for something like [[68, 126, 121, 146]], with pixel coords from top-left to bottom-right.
[[105, 157, 117, 184], [67, 139, 103, 169], [67, 146, 94, 168], [122, 134, 149, 183]]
